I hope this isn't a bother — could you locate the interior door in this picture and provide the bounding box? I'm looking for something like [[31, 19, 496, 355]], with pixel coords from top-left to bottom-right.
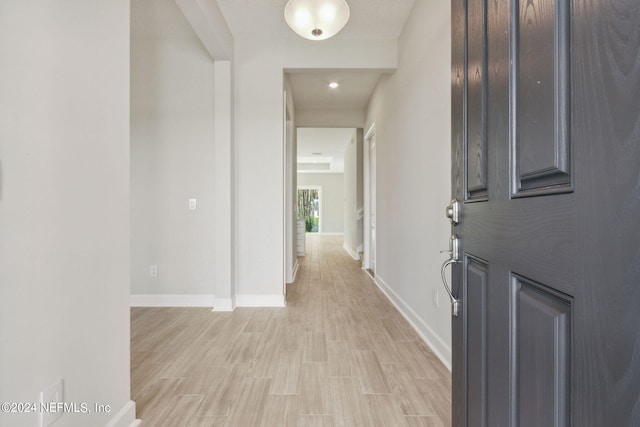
[[451, 1, 640, 426], [369, 138, 376, 273]]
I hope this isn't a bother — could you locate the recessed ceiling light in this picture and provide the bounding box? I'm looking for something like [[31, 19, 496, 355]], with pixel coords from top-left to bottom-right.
[[312, 152, 323, 155], [328, 82, 339, 89]]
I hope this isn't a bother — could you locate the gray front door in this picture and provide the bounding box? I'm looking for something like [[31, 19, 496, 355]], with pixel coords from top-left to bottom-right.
[[451, 0, 640, 426]]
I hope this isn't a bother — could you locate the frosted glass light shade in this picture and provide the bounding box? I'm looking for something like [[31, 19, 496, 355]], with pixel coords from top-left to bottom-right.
[[284, 0, 350, 41]]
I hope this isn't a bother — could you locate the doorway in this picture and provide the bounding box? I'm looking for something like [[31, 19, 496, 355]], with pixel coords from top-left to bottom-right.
[[297, 186, 322, 233]]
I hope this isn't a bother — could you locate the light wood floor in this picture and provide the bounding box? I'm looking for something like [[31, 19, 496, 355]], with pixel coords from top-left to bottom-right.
[[131, 235, 452, 426]]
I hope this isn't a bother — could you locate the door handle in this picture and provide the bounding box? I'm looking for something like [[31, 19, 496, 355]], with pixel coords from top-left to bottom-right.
[[440, 234, 461, 317], [441, 258, 461, 317]]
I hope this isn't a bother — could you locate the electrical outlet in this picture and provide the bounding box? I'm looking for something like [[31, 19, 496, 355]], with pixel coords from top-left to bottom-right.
[[432, 289, 440, 308], [150, 265, 158, 277], [40, 379, 63, 427]]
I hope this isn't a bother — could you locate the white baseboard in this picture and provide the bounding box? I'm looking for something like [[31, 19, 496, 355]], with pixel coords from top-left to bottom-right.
[[373, 274, 452, 371], [104, 400, 139, 427], [130, 294, 286, 308], [130, 294, 214, 307], [318, 232, 344, 236], [235, 294, 286, 307], [342, 243, 360, 261], [212, 297, 235, 312], [291, 260, 300, 283]]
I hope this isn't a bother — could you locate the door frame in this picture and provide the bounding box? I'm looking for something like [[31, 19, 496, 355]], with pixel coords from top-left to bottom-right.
[[283, 90, 295, 292], [363, 123, 376, 271]]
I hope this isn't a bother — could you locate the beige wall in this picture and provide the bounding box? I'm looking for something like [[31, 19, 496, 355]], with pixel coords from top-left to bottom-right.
[[364, 0, 453, 367], [130, 0, 216, 298], [0, 1, 134, 425]]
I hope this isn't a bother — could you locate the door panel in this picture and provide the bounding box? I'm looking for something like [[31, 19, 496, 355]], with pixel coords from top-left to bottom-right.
[[512, 0, 571, 196], [465, 257, 488, 427], [451, 0, 640, 426], [466, 0, 488, 201], [512, 274, 571, 427]]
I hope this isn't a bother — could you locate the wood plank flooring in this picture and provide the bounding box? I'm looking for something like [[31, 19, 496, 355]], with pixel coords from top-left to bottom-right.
[[131, 235, 452, 426]]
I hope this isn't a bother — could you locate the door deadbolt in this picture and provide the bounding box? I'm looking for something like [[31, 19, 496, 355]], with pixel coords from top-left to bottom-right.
[[446, 199, 460, 225]]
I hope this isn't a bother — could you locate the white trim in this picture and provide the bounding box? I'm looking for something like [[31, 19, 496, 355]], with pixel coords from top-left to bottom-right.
[[283, 89, 291, 302], [291, 259, 300, 283], [364, 122, 376, 141], [235, 294, 286, 307], [363, 123, 375, 271], [318, 232, 344, 236], [373, 274, 452, 371], [363, 139, 369, 270], [212, 297, 235, 312], [130, 294, 215, 307], [343, 243, 360, 261], [104, 400, 139, 427], [130, 294, 288, 309]]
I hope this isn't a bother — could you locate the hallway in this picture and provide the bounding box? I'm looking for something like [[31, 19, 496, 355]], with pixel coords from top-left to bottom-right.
[[131, 235, 452, 426]]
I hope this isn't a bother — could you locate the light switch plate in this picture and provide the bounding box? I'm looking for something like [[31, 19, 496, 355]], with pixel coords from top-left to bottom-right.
[[188, 199, 197, 210], [40, 379, 63, 427]]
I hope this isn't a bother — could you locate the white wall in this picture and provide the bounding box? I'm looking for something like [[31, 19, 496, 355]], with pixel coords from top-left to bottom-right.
[[131, 0, 216, 297], [234, 37, 397, 300], [364, 0, 453, 366], [0, 1, 134, 426], [297, 174, 345, 234], [344, 129, 364, 257], [296, 108, 365, 128]]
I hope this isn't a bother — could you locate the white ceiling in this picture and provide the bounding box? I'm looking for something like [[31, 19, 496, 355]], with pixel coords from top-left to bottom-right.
[[297, 128, 355, 173], [288, 70, 384, 110], [216, 0, 416, 40]]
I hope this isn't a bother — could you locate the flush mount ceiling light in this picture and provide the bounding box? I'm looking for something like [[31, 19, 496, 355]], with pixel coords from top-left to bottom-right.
[[284, 0, 350, 41], [328, 82, 339, 89]]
